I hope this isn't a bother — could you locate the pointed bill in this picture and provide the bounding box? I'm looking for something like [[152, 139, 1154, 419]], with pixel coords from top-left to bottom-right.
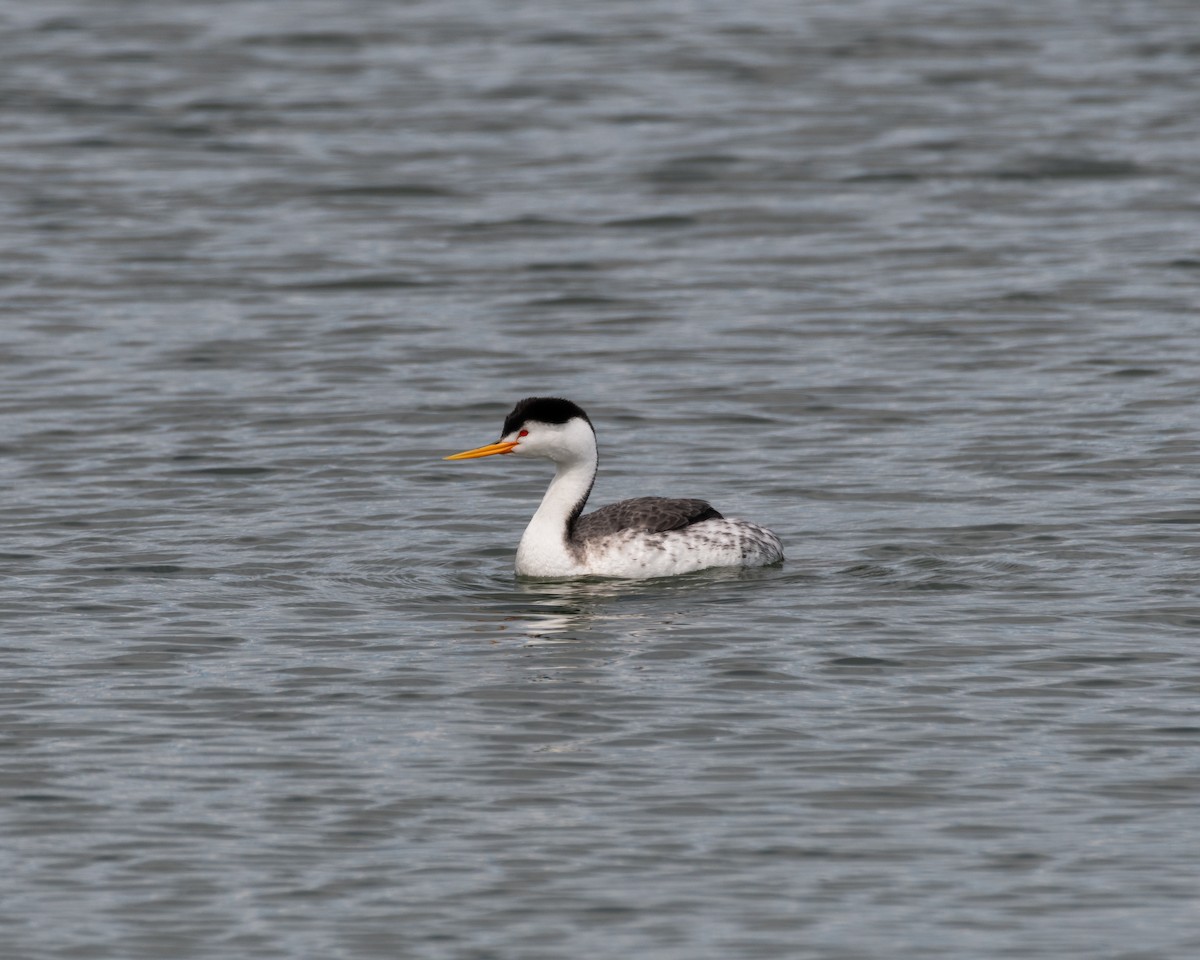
[[444, 440, 519, 460]]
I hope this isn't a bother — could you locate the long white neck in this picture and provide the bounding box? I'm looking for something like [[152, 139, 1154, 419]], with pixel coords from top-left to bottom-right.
[[514, 445, 597, 577]]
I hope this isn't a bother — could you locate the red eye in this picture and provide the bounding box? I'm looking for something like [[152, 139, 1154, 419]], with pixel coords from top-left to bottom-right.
[[518, 429, 529, 438]]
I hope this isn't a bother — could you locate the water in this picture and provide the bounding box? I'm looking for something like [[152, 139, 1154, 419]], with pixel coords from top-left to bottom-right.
[[4, 1, 1200, 957]]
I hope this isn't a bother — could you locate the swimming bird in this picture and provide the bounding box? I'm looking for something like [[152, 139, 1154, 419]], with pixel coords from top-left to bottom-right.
[[445, 397, 784, 579]]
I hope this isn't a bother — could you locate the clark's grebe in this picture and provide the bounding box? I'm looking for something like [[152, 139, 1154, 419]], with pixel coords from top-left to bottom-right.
[[445, 397, 784, 579]]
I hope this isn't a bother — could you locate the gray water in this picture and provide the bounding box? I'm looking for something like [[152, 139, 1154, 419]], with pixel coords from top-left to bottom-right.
[[4, 1, 1200, 957]]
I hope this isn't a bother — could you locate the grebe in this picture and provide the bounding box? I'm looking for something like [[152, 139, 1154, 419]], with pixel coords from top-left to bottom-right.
[[445, 397, 784, 579]]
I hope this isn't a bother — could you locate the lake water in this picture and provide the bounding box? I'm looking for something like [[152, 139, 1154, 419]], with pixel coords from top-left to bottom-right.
[[3, 1, 1200, 957]]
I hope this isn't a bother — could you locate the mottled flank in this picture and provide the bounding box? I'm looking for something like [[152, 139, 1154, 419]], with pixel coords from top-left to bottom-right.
[[572, 496, 722, 540], [577, 517, 784, 579]]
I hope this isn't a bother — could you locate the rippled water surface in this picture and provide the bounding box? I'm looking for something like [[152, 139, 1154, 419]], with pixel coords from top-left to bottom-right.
[[4, 1, 1200, 957]]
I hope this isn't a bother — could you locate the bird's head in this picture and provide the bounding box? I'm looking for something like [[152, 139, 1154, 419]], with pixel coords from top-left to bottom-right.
[[445, 397, 596, 465]]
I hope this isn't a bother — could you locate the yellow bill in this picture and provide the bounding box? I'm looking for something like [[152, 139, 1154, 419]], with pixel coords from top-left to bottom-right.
[[444, 440, 519, 460]]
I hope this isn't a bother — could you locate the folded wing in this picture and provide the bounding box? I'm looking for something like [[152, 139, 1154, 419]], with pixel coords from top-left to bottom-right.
[[573, 496, 723, 540]]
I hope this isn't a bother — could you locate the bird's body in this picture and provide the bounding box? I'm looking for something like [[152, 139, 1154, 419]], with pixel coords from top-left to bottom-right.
[[446, 397, 784, 579]]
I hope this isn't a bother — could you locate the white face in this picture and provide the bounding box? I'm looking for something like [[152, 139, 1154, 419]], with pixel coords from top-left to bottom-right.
[[503, 416, 595, 463]]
